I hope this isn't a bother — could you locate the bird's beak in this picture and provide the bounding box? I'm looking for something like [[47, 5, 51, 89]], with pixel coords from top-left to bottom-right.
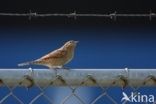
[[74, 41, 79, 44]]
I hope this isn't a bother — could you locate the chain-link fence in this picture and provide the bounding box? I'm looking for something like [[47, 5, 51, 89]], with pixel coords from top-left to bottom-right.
[[0, 68, 156, 104]]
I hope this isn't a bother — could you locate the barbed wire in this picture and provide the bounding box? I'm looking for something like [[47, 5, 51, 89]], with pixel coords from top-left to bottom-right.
[[0, 11, 156, 20]]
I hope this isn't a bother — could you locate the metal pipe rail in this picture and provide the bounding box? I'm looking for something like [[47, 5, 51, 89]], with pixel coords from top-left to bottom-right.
[[0, 68, 156, 88]]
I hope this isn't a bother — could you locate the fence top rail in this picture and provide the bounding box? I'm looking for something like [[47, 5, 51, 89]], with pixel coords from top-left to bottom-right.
[[0, 68, 155, 88]]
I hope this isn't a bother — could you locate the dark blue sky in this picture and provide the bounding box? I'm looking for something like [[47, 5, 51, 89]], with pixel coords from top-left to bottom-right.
[[0, 25, 156, 69]]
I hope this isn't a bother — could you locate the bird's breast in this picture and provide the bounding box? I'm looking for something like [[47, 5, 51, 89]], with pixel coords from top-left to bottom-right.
[[65, 48, 74, 64]]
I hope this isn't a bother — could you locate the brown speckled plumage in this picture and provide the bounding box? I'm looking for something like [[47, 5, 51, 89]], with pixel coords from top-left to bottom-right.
[[18, 40, 78, 69]]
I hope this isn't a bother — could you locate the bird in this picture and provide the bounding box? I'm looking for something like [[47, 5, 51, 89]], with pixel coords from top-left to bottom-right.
[[18, 40, 78, 69]]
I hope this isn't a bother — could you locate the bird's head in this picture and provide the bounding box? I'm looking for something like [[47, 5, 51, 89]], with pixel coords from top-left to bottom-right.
[[63, 40, 79, 49]]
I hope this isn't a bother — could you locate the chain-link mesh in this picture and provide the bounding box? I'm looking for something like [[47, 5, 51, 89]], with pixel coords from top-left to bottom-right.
[[0, 68, 156, 104]]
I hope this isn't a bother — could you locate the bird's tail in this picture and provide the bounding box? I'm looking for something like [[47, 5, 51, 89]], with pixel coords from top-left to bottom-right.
[[18, 61, 36, 67]]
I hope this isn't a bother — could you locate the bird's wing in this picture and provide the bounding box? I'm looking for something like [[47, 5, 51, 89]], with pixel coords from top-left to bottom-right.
[[40, 49, 67, 60]]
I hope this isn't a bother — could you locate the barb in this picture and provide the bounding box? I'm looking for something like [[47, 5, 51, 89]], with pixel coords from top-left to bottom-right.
[[0, 11, 156, 20]]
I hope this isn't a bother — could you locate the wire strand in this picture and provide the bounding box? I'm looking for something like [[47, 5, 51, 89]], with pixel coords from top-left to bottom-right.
[[0, 11, 155, 20]]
